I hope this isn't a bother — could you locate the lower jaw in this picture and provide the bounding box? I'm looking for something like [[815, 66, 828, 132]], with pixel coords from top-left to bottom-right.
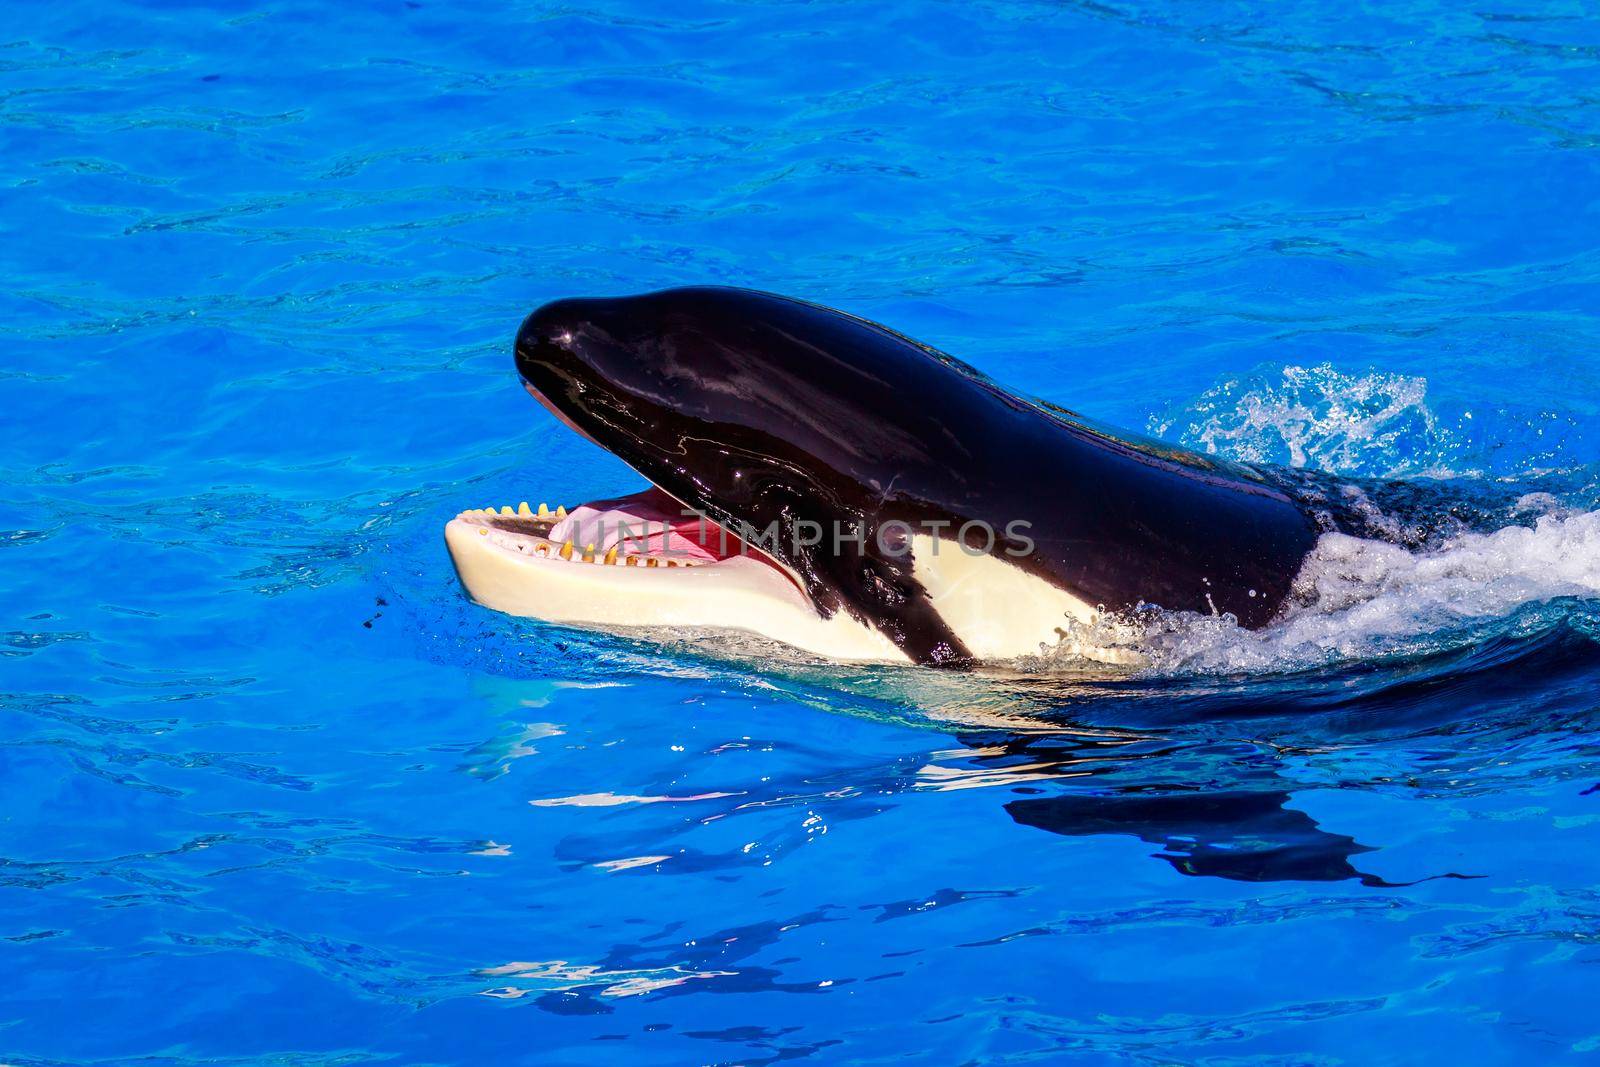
[[442, 494, 910, 663]]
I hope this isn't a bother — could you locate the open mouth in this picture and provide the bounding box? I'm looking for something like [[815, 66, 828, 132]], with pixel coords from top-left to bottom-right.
[[444, 480, 913, 661], [450, 486, 778, 571]]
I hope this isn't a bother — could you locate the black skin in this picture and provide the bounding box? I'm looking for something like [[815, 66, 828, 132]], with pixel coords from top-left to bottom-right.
[[515, 287, 1324, 666]]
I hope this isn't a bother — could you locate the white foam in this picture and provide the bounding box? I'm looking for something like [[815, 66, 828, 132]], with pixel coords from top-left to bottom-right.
[[1025, 508, 1600, 677]]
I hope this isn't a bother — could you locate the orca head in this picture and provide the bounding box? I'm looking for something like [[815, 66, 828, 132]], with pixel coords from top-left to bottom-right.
[[447, 287, 1050, 665]]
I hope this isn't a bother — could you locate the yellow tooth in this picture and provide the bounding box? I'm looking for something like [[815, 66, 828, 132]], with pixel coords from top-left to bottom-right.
[[646, 557, 659, 568], [666, 559, 678, 568], [582, 543, 596, 563], [500, 506, 513, 516], [625, 554, 638, 567], [518, 502, 532, 516], [559, 540, 574, 560], [603, 545, 618, 565], [538, 503, 550, 519], [555, 505, 567, 519], [535, 542, 549, 556]]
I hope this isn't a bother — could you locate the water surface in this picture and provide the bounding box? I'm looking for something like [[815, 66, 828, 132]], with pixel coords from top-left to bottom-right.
[[4, 1, 1600, 1063]]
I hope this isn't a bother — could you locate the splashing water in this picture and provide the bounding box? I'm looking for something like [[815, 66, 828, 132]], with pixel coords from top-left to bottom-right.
[[1150, 363, 1594, 483], [1150, 363, 1453, 477], [1030, 508, 1600, 677]]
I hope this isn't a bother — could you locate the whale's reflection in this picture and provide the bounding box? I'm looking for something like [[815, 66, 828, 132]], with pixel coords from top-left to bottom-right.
[[1007, 787, 1374, 884], [914, 729, 1387, 885]]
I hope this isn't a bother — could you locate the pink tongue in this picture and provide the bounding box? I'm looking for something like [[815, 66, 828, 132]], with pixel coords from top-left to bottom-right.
[[547, 487, 739, 562]]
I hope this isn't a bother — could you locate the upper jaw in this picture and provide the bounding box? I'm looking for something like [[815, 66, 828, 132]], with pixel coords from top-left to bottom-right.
[[519, 380, 602, 446]]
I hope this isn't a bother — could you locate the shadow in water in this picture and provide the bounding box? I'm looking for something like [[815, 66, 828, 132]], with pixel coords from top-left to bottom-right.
[[915, 727, 1412, 886], [1006, 788, 1382, 884]]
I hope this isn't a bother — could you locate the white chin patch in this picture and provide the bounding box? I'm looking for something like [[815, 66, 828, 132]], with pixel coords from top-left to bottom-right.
[[905, 533, 1141, 665]]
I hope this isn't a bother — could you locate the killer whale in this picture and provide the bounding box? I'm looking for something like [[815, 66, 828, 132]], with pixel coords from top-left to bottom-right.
[[446, 287, 1339, 666]]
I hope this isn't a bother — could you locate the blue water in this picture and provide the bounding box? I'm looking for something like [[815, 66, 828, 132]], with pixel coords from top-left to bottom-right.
[[5, 1, 1600, 1063]]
